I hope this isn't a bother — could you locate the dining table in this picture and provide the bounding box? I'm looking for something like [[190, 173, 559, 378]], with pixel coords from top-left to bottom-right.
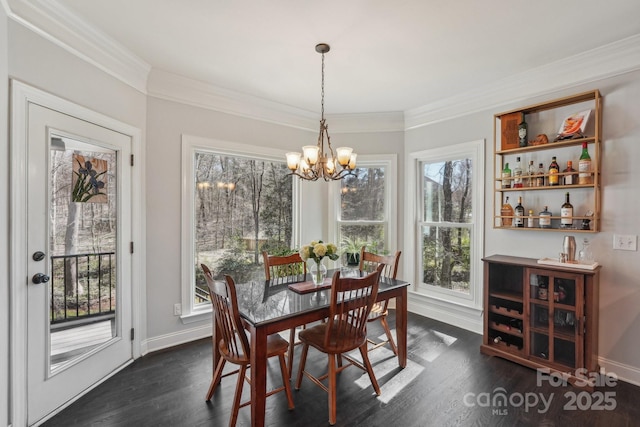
[[211, 267, 411, 427]]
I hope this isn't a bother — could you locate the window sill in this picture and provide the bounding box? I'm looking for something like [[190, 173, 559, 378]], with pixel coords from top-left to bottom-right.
[[179, 307, 212, 325]]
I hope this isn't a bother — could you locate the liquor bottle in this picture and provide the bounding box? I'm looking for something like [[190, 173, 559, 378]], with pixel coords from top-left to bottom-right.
[[548, 156, 560, 186], [563, 160, 577, 185], [538, 278, 548, 300], [501, 163, 511, 189], [518, 116, 528, 147], [527, 160, 536, 187], [535, 163, 545, 187], [527, 209, 535, 228], [493, 336, 503, 344], [560, 192, 573, 228], [509, 318, 523, 333], [578, 142, 592, 185], [513, 157, 523, 188], [539, 205, 552, 229], [501, 196, 514, 227], [514, 196, 525, 227]]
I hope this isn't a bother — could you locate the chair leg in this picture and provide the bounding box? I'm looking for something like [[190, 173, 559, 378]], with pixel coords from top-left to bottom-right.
[[380, 316, 398, 355], [295, 343, 309, 390], [288, 327, 296, 379], [278, 353, 295, 410], [206, 357, 226, 401], [229, 364, 247, 427], [359, 344, 381, 395], [328, 353, 337, 426]]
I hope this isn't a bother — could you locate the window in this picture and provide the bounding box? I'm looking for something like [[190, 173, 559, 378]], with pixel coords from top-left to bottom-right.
[[330, 155, 397, 259], [409, 140, 484, 307], [181, 135, 299, 322]]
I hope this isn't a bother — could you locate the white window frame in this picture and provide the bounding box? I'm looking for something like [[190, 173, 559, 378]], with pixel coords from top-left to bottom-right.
[[406, 140, 484, 309], [180, 134, 301, 323], [329, 154, 398, 256]]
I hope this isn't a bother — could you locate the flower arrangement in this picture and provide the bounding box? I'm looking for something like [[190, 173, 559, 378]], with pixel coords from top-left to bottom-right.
[[299, 240, 339, 264], [300, 240, 339, 285]]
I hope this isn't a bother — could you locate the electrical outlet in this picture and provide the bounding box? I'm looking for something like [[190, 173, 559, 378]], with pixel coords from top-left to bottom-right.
[[613, 234, 637, 251], [174, 303, 182, 316]]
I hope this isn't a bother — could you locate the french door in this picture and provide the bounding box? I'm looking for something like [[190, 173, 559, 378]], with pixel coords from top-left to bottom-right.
[[11, 82, 136, 426]]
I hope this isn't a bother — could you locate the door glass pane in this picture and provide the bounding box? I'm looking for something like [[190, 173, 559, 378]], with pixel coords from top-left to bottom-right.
[[554, 337, 576, 368], [531, 332, 550, 360], [49, 135, 118, 373]]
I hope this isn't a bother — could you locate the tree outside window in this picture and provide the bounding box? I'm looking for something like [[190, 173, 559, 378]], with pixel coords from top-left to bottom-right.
[[193, 152, 294, 305], [420, 159, 472, 293]]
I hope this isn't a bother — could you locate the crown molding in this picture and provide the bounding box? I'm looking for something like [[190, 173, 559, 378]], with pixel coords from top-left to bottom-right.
[[5, 0, 639, 132], [404, 34, 640, 130], [5, 0, 150, 93], [147, 69, 318, 132], [148, 69, 405, 133]]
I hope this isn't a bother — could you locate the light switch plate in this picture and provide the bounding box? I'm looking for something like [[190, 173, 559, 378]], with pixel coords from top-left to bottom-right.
[[613, 234, 637, 251]]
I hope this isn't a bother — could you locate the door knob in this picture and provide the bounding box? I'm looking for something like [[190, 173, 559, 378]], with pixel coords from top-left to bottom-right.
[[32, 273, 50, 284]]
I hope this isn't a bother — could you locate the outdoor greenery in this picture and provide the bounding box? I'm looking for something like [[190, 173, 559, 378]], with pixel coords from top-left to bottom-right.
[[421, 159, 472, 292], [338, 166, 387, 255], [194, 152, 294, 300], [50, 142, 118, 317]]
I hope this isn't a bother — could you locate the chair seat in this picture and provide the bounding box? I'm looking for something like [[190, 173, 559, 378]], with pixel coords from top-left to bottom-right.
[[298, 321, 366, 355], [219, 333, 290, 365]]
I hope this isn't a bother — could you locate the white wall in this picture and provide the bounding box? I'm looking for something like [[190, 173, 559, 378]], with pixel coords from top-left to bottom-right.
[[1, 6, 10, 427], [7, 22, 147, 127], [5, 18, 148, 425], [405, 71, 640, 385], [144, 95, 404, 346]]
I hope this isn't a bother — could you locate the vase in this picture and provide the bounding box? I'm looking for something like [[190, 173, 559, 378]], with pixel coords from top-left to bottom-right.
[[309, 259, 327, 286]]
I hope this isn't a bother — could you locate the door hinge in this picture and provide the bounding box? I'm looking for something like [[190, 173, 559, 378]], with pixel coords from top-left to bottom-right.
[[130, 241, 134, 253], [130, 328, 135, 341], [130, 154, 134, 166]]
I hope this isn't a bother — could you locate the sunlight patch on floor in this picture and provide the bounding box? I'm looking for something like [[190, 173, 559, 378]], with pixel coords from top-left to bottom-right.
[[350, 346, 425, 404]]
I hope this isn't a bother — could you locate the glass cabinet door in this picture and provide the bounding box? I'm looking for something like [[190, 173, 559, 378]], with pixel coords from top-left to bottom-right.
[[527, 268, 584, 369]]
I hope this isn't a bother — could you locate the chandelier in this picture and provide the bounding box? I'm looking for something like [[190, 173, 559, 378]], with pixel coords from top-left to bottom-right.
[[286, 43, 357, 181]]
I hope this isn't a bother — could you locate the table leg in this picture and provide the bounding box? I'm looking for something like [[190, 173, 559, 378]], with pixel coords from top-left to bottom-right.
[[396, 288, 407, 368], [250, 325, 268, 427]]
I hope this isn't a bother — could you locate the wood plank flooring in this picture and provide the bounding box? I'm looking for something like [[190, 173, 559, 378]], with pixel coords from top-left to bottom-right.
[[43, 312, 640, 427]]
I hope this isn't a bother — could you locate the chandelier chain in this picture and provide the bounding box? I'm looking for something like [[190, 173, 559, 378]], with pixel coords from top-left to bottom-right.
[[320, 50, 325, 121], [284, 43, 356, 181]]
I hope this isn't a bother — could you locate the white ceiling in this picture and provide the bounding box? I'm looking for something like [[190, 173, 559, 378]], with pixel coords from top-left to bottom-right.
[[12, 0, 640, 116]]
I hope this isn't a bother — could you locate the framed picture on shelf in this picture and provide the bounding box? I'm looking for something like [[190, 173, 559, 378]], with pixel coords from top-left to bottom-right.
[[500, 112, 521, 151]]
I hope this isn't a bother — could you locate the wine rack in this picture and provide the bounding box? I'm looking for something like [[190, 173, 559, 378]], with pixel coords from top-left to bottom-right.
[[493, 90, 602, 232], [481, 255, 601, 389]]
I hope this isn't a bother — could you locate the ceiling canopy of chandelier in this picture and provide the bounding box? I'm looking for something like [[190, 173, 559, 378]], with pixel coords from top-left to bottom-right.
[[286, 43, 357, 181]]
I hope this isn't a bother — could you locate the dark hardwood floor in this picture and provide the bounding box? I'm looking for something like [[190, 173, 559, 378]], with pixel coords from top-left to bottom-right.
[[44, 312, 640, 427]]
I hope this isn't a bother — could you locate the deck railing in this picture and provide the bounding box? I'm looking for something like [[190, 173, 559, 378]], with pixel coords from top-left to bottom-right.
[[50, 252, 116, 326]]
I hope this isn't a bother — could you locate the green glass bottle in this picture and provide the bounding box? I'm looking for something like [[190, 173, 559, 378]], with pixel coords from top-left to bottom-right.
[[501, 163, 511, 189]]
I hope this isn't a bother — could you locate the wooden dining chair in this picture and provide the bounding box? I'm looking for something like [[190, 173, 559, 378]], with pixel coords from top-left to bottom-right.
[[262, 251, 307, 378], [359, 248, 402, 355], [201, 264, 294, 427], [294, 265, 383, 426]]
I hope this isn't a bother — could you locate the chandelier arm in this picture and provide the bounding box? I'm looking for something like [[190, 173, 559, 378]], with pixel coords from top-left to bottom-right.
[[287, 43, 356, 182], [287, 171, 320, 181]]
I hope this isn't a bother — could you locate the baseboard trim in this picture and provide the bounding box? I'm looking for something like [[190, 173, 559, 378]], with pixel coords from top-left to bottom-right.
[[408, 291, 483, 335], [598, 357, 640, 387], [142, 324, 211, 355]]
